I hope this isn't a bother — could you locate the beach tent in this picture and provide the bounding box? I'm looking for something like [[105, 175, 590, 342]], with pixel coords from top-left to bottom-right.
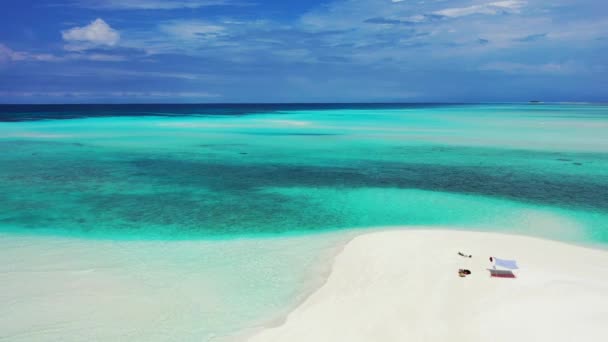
[[493, 257, 518, 270], [488, 257, 518, 278]]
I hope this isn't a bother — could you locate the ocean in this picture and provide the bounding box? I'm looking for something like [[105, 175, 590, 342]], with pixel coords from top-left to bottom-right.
[[1, 103, 607, 243]]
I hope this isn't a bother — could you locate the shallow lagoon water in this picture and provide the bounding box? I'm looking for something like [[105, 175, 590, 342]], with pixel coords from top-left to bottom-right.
[[1, 104, 607, 339], [1, 103, 607, 241]]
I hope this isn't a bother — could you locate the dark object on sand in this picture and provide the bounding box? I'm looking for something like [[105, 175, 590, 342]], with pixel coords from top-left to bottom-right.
[[458, 269, 472, 277], [458, 252, 472, 258]]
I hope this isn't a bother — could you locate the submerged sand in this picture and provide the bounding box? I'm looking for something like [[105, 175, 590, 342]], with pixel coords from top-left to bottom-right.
[[0, 232, 351, 341], [250, 229, 608, 342]]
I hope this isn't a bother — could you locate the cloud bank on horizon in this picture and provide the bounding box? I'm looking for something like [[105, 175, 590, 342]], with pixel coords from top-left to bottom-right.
[[0, 0, 606, 103]]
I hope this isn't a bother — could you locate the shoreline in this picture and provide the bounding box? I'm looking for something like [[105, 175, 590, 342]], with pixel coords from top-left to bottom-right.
[[248, 229, 608, 342], [2, 228, 608, 341], [1, 222, 607, 250]]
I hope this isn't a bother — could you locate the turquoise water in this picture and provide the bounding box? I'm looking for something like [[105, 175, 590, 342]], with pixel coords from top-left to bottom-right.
[[1, 103, 607, 244]]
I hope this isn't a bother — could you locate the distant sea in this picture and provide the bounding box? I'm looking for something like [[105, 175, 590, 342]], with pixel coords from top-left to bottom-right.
[[1, 103, 607, 244]]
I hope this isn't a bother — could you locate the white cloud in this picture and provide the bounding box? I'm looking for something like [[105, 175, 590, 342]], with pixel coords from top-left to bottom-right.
[[0, 44, 26, 62], [434, 1, 526, 18], [62, 18, 120, 50], [74, 0, 228, 10], [479, 61, 586, 74], [0, 44, 60, 63], [78, 53, 127, 61], [0, 91, 220, 99], [1, 43, 129, 64], [94, 69, 205, 80], [159, 21, 226, 40], [110, 91, 220, 98]]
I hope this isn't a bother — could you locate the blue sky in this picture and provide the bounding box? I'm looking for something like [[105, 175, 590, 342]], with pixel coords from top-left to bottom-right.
[[0, 0, 606, 103]]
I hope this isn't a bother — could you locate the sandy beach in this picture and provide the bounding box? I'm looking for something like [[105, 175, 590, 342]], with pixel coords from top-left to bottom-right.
[[2, 228, 608, 341], [250, 229, 608, 342]]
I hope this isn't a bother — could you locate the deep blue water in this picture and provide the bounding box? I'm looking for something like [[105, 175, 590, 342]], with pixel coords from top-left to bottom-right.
[[1, 103, 471, 121]]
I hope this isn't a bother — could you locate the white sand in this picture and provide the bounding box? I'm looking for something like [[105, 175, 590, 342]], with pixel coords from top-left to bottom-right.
[[250, 229, 608, 342]]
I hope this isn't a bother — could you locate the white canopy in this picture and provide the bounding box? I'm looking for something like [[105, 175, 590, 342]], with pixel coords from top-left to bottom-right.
[[494, 257, 519, 270]]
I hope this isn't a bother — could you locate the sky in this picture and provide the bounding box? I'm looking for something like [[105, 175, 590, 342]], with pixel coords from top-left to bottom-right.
[[0, 0, 606, 103]]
